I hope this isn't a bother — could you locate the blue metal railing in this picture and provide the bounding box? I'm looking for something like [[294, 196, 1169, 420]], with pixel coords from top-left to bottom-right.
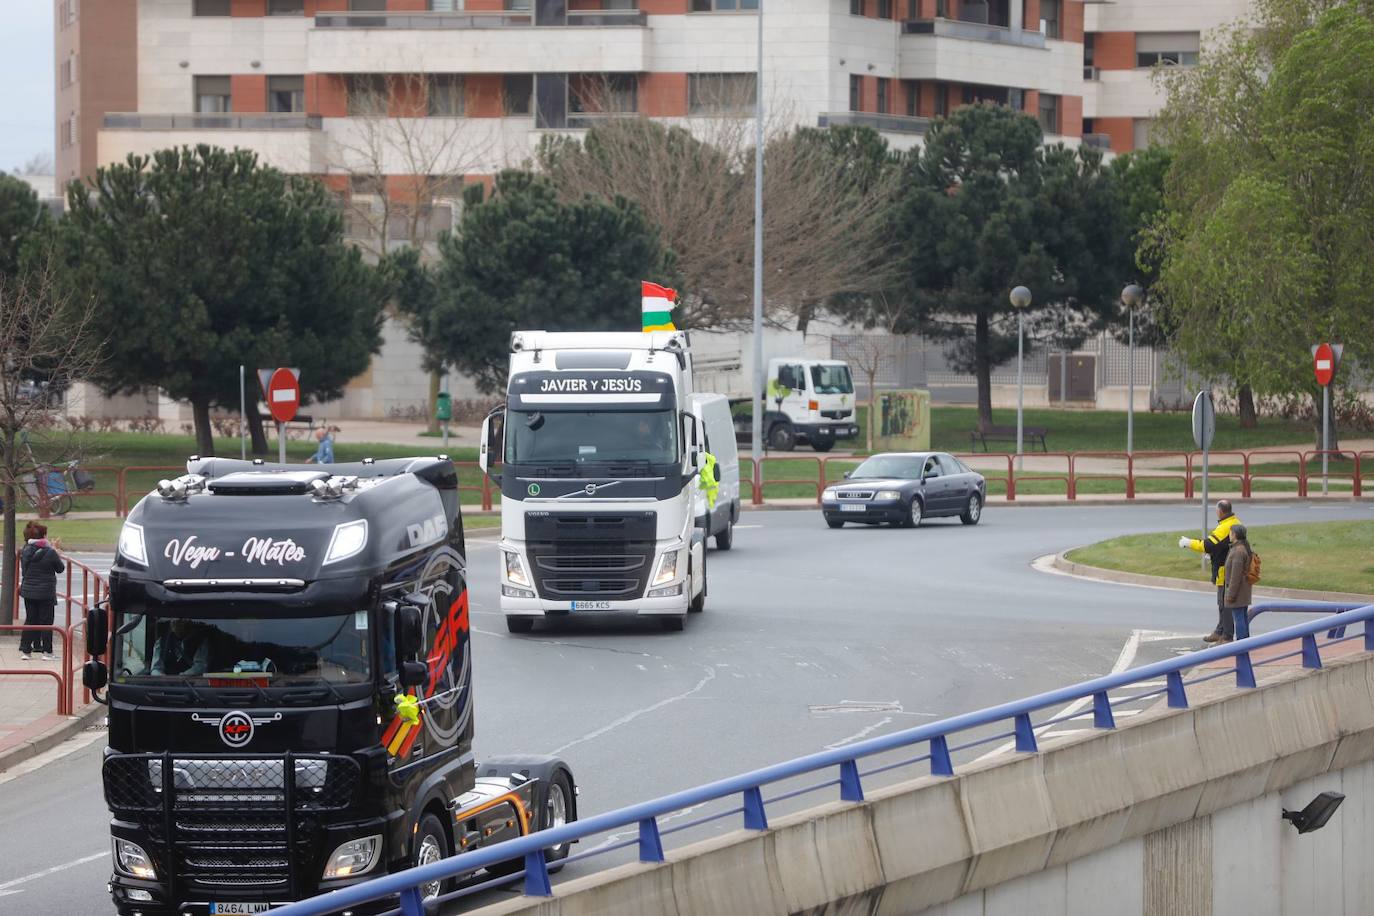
[[272, 604, 1374, 916], [1235, 601, 1367, 640]]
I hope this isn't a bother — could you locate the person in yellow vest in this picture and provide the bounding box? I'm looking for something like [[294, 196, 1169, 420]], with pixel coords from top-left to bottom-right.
[[698, 451, 720, 511], [1178, 499, 1242, 643]]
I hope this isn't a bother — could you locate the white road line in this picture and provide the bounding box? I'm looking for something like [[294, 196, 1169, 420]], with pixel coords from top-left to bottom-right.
[[733, 525, 763, 530], [826, 716, 893, 750], [0, 730, 106, 786], [547, 666, 716, 757], [0, 851, 109, 897]]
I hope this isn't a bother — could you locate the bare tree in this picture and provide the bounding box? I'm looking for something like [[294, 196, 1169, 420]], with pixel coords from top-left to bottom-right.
[[13, 153, 54, 176], [539, 79, 902, 330], [828, 296, 907, 453], [324, 72, 503, 430], [0, 255, 103, 624]]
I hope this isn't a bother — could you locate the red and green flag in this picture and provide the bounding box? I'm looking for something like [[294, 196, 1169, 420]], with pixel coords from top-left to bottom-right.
[[642, 281, 677, 332]]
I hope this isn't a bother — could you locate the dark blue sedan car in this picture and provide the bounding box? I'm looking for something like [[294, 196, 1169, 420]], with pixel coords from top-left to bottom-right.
[[821, 452, 986, 529]]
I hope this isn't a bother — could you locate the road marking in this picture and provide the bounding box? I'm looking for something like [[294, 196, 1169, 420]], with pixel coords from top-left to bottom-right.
[[810, 700, 903, 715], [547, 666, 716, 757], [0, 729, 106, 786], [826, 716, 893, 750], [733, 525, 763, 530], [0, 851, 108, 897]]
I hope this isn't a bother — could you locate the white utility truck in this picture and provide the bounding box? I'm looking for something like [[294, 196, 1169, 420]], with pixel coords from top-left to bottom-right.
[[728, 357, 859, 452], [481, 330, 709, 633]]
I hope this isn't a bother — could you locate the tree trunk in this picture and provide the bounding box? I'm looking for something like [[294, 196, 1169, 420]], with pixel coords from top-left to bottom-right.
[[426, 372, 441, 435], [191, 397, 215, 457], [866, 371, 877, 453], [974, 312, 994, 433], [246, 408, 270, 456], [1237, 385, 1257, 428], [1, 480, 15, 627]]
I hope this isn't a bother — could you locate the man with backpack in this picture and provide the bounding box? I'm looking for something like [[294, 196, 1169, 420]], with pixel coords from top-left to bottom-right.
[[1220, 524, 1258, 644], [1178, 499, 1242, 643]]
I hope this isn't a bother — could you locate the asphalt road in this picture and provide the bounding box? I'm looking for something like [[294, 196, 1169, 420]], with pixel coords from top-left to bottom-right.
[[1, 500, 1368, 914]]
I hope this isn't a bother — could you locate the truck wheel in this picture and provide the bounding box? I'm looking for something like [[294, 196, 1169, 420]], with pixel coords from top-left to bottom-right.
[[506, 617, 535, 634], [767, 423, 796, 452], [413, 812, 452, 901], [811, 433, 835, 453], [714, 521, 733, 551], [689, 557, 706, 613], [543, 770, 576, 870], [659, 615, 685, 631]]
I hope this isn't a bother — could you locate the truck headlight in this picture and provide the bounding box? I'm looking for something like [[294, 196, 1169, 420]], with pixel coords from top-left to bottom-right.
[[113, 839, 156, 879], [323, 519, 369, 565], [651, 550, 680, 587], [875, 491, 902, 501], [503, 550, 531, 588], [322, 835, 382, 880], [117, 522, 148, 566]]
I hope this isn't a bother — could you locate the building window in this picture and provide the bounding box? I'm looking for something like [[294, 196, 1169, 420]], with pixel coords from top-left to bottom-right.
[[504, 74, 533, 116], [59, 0, 79, 27], [688, 73, 756, 115], [1083, 33, 1095, 66], [1038, 92, 1060, 134], [195, 75, 232, 113], [349, 0, 387, 8], [346, 75, 389, 115], [876, 78, 890, 114], [1136, 32, 1200, 67], [849, 0, 863, 14], [268, 0, 306, 14], [60, 54, 79, 88], [61, 113, 78, 148], [1008, 87, 1024, 111], [1133, 118, 1155, 149], [571, 74, 637, 114], [193, 0, 231, 13], [269, 75, 305, 113], [849, 75, 862, 112], [963, 84, 1009, 106], [427, 75, 465, 116], [877, 0, 892, 17], [903, 79, 918, 117], [934, 82, 947, 117], [691, 0, 760, 9], [1040, 0, 1059, 38]]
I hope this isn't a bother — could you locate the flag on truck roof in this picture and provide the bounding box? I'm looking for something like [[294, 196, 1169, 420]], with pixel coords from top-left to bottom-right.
[[642, 281, 677, 332]]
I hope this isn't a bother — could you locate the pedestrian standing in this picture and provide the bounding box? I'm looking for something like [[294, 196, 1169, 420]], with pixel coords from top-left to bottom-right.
[[1178, 498, 1241, 643], [1220, 525, 1255, 644], [18, 521, 65, 661]]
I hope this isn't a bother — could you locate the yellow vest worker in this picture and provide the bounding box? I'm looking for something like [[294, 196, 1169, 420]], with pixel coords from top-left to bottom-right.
[[1179, 504, 1241, 585], [698, 452, 719, 509]]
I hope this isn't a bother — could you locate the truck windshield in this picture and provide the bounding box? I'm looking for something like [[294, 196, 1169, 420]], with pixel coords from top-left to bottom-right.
[[112, 611, 372, 685], [810, 365, 854, 395], [505, 409, 679, 466]]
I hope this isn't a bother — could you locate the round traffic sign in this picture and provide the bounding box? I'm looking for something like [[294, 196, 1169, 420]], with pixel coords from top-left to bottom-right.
[[266, 367, 301, 423], [1314, 342, 1335, 387]]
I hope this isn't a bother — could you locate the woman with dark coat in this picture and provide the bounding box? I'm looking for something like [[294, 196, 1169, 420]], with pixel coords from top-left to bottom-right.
[[18, 521, 65, 660], [1220, 524, 1254, 644]]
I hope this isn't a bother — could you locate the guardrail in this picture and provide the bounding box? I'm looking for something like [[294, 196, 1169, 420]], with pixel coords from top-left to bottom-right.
[[272, 604, 1374, 916]]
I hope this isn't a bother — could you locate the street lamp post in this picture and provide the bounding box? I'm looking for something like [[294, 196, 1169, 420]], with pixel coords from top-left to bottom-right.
[[1009, 286, 1032, 468], [1121, 284, 1143, 456], [749, 0, 764, 485]]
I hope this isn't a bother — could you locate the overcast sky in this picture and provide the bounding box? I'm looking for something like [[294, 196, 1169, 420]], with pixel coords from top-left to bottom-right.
[[0, 5, 54, 173]]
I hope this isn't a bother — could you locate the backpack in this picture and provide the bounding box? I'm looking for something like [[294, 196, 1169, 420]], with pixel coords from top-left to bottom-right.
[[1246, 550, 1261, 584]]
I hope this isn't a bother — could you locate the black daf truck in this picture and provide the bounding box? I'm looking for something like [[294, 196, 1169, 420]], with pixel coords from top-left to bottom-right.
[[83, 457, 576, 916]]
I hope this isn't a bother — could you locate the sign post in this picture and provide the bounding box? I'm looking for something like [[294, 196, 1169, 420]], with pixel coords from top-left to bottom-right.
[[1311, 343, 1341, 496], [1192, 390, 1216, 571], [262, 367, 302, 464]]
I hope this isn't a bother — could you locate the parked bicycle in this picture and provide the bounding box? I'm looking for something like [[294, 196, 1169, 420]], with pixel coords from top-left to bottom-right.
[[17, 460, 96, 516]]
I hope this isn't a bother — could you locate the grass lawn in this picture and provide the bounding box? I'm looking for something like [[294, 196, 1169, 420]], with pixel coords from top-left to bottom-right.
[[1065, 520, 1374, 595]]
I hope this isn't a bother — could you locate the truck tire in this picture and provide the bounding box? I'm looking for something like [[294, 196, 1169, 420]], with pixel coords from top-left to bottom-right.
[[413, 811, 453, 901], [714, 521, 733, 551], [506, 617, 535, 634], [689, 556, 705, 613], [811, 432, 835, 452], [542, 769, 576, 869], [767, 422, 796, 452]]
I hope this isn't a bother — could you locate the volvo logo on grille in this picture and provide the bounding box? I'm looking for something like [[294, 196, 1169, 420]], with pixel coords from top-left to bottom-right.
[[584, 483, 597, 495], [192, 711, 282, 748]]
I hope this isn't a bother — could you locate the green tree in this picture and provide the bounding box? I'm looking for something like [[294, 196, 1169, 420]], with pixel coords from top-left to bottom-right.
[[0, 173, 49, 281], [1152, 2, 1374, 440], [55, 146, 386, 455], [413, 171, 668, 393], [897, 104, 1129, 430]]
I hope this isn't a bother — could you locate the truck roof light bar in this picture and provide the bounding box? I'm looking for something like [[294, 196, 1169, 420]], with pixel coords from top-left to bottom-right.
[[156, 474, 208, 501], [309, 475, 360, 500]]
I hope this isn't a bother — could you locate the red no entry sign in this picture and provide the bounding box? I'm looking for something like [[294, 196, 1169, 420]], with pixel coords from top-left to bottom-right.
[[265, 367, 301, 423], [1313, 343, 1335, 387]]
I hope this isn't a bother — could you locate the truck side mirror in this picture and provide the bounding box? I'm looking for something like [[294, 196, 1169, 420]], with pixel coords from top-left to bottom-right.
[[479, 407, 505, 480], [86, 605, 110, 657], [83, 659, 108, 692], [396, 605, 423, 663], [713, 464, 721, 482], [399, 661, 427, 688]]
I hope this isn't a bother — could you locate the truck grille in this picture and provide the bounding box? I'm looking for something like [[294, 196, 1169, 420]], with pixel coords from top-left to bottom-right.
[[525, 512, 657, 602], [103, 753, 359, 895], [821, 409, 853, 419]]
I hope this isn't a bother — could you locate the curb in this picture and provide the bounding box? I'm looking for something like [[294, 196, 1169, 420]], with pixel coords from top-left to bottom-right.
[[1048, 552, 1374, 604], [0, 703, 105, 774]]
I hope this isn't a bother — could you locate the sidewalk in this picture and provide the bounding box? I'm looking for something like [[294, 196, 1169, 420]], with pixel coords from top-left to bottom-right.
[[0, 636, 95, 771]]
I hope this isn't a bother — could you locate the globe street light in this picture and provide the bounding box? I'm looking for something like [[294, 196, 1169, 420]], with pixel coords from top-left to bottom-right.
[[1009, 286, 1032, 467], [1121, 284, 1144, 455]]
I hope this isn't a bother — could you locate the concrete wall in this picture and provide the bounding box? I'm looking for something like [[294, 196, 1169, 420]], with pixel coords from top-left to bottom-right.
[[470, 652, 1374, 916]]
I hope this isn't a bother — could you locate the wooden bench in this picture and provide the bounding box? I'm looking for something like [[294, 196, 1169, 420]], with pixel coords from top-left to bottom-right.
[[969, 425, 1048, 453]]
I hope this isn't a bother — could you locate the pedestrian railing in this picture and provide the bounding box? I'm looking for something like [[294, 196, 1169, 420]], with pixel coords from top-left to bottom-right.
[[270, 604, 1374, 916]]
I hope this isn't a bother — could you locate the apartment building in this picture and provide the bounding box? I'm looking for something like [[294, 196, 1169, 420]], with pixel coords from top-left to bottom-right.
[[62, 0, 1254, 419], [54, 0, 138, 189]]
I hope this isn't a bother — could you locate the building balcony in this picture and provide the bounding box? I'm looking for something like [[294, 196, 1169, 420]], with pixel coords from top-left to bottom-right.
[[99, 113, 326, 173], [901, 18, 1047, 50], [818, 112, 931, 135], [307, 13, 648, 74], [102, 112, 322, 130]]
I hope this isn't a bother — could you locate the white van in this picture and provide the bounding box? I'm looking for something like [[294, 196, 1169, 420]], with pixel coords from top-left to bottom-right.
[[690, 393, 741, 550]]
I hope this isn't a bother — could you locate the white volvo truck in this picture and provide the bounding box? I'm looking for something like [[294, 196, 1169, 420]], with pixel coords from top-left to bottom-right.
[[480, 330, 708, 633]]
